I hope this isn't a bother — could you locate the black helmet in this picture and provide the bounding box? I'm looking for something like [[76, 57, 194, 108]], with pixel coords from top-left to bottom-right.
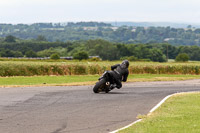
[[121, 60, 129, 68]]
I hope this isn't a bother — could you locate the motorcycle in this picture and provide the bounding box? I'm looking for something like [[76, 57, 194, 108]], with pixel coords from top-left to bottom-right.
[[93, 71, 115, 93]]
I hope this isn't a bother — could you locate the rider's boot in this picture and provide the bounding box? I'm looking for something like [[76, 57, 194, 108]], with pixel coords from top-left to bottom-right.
[[109, 84, 117, 90]]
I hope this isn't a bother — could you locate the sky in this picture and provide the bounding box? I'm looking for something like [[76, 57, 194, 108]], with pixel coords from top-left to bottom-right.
[[0, 0, 200, 24]]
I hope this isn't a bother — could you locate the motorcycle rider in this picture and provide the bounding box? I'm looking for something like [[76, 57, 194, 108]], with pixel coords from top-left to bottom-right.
[[109, 60, 129, 90]]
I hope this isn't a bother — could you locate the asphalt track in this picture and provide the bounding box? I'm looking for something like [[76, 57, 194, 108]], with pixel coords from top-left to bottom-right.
[[1, 79, 200, 133]]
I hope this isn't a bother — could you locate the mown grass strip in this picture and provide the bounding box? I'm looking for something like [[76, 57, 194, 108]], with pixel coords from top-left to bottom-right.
[[119, 92, 200, 133], [0, 74, 200, 87]]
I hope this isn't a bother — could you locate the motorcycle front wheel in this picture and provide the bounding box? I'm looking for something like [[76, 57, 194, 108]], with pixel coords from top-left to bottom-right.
[[93, 79, 106, 93]]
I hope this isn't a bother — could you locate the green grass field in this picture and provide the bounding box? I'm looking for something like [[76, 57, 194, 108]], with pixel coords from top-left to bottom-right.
[[0, 75, 99, 86], [119, 92, 200, 133], [0, 74, 200, 87]]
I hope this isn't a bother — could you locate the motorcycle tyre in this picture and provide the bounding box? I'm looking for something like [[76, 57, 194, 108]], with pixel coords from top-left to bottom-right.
[[93, 79, 106, 93]]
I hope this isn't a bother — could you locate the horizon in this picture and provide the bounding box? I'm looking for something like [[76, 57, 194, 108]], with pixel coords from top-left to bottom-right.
[[0, 21, 199, 26]]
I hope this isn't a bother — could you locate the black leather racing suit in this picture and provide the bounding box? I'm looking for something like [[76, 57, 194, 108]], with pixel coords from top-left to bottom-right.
[[109, 64, 129, 89]]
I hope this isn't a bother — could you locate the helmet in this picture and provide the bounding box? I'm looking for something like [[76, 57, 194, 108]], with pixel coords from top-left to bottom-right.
[[121, 60, 129, 68]]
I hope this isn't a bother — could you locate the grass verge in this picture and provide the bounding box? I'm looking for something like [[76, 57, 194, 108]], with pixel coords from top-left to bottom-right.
[[0, 74, 200, 87], [118, 92, 200, 133]]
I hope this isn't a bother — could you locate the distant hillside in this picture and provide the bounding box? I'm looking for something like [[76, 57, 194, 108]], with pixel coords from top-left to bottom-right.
[[1, 22, 200, 45], [67, 22, 112, 27], [108, 22, 200, 28]]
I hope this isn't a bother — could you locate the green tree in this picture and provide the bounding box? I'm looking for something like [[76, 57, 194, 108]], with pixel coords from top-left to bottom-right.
[[134, 45, 151, 59], [73, 51, 89, 60], [25, 50, 37, 57], [189, 46, 200, 61], [14, 51, 23, 57], [150, 48, 167, 62], [1, 49, 16, 57], [50, 53, 60, 60], [85, 39, 118, 60], [175, 53, 189, 62], [36, 35, 47, 41], [4, 35, 16, 42], [116, 44, 131, 57]]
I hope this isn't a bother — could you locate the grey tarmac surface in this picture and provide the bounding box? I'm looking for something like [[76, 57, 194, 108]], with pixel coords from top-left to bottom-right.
[[1, 79, 200, 133]]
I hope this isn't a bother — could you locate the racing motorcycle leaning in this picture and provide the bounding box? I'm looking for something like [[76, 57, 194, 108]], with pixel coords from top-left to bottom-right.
[[93, 71, 116, 93]]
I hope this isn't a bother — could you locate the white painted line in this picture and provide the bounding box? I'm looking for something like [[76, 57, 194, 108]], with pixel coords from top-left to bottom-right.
[[109, 119, 142, 133], [110, 91, 200, 133], [149, 94, 173, 113]]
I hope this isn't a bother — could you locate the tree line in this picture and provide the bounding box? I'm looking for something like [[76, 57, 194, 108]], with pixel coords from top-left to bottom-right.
[[0, 36, 199, 62], [1, 22, 200, 45]]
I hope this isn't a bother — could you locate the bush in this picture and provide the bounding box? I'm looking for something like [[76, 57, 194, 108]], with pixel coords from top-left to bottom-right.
[[50, 53, 60, 60], [128, 56, 138, 61], [138, 59, 151, 62], [175, 53, 189, 62], [120, 56, 128, 60], [73, 51, 89, 60], [88, 57, 101, 61], [120, 56, 138, 61]]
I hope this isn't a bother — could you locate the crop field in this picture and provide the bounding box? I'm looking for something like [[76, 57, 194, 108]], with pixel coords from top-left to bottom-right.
[[1, 60, 200, 76]]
